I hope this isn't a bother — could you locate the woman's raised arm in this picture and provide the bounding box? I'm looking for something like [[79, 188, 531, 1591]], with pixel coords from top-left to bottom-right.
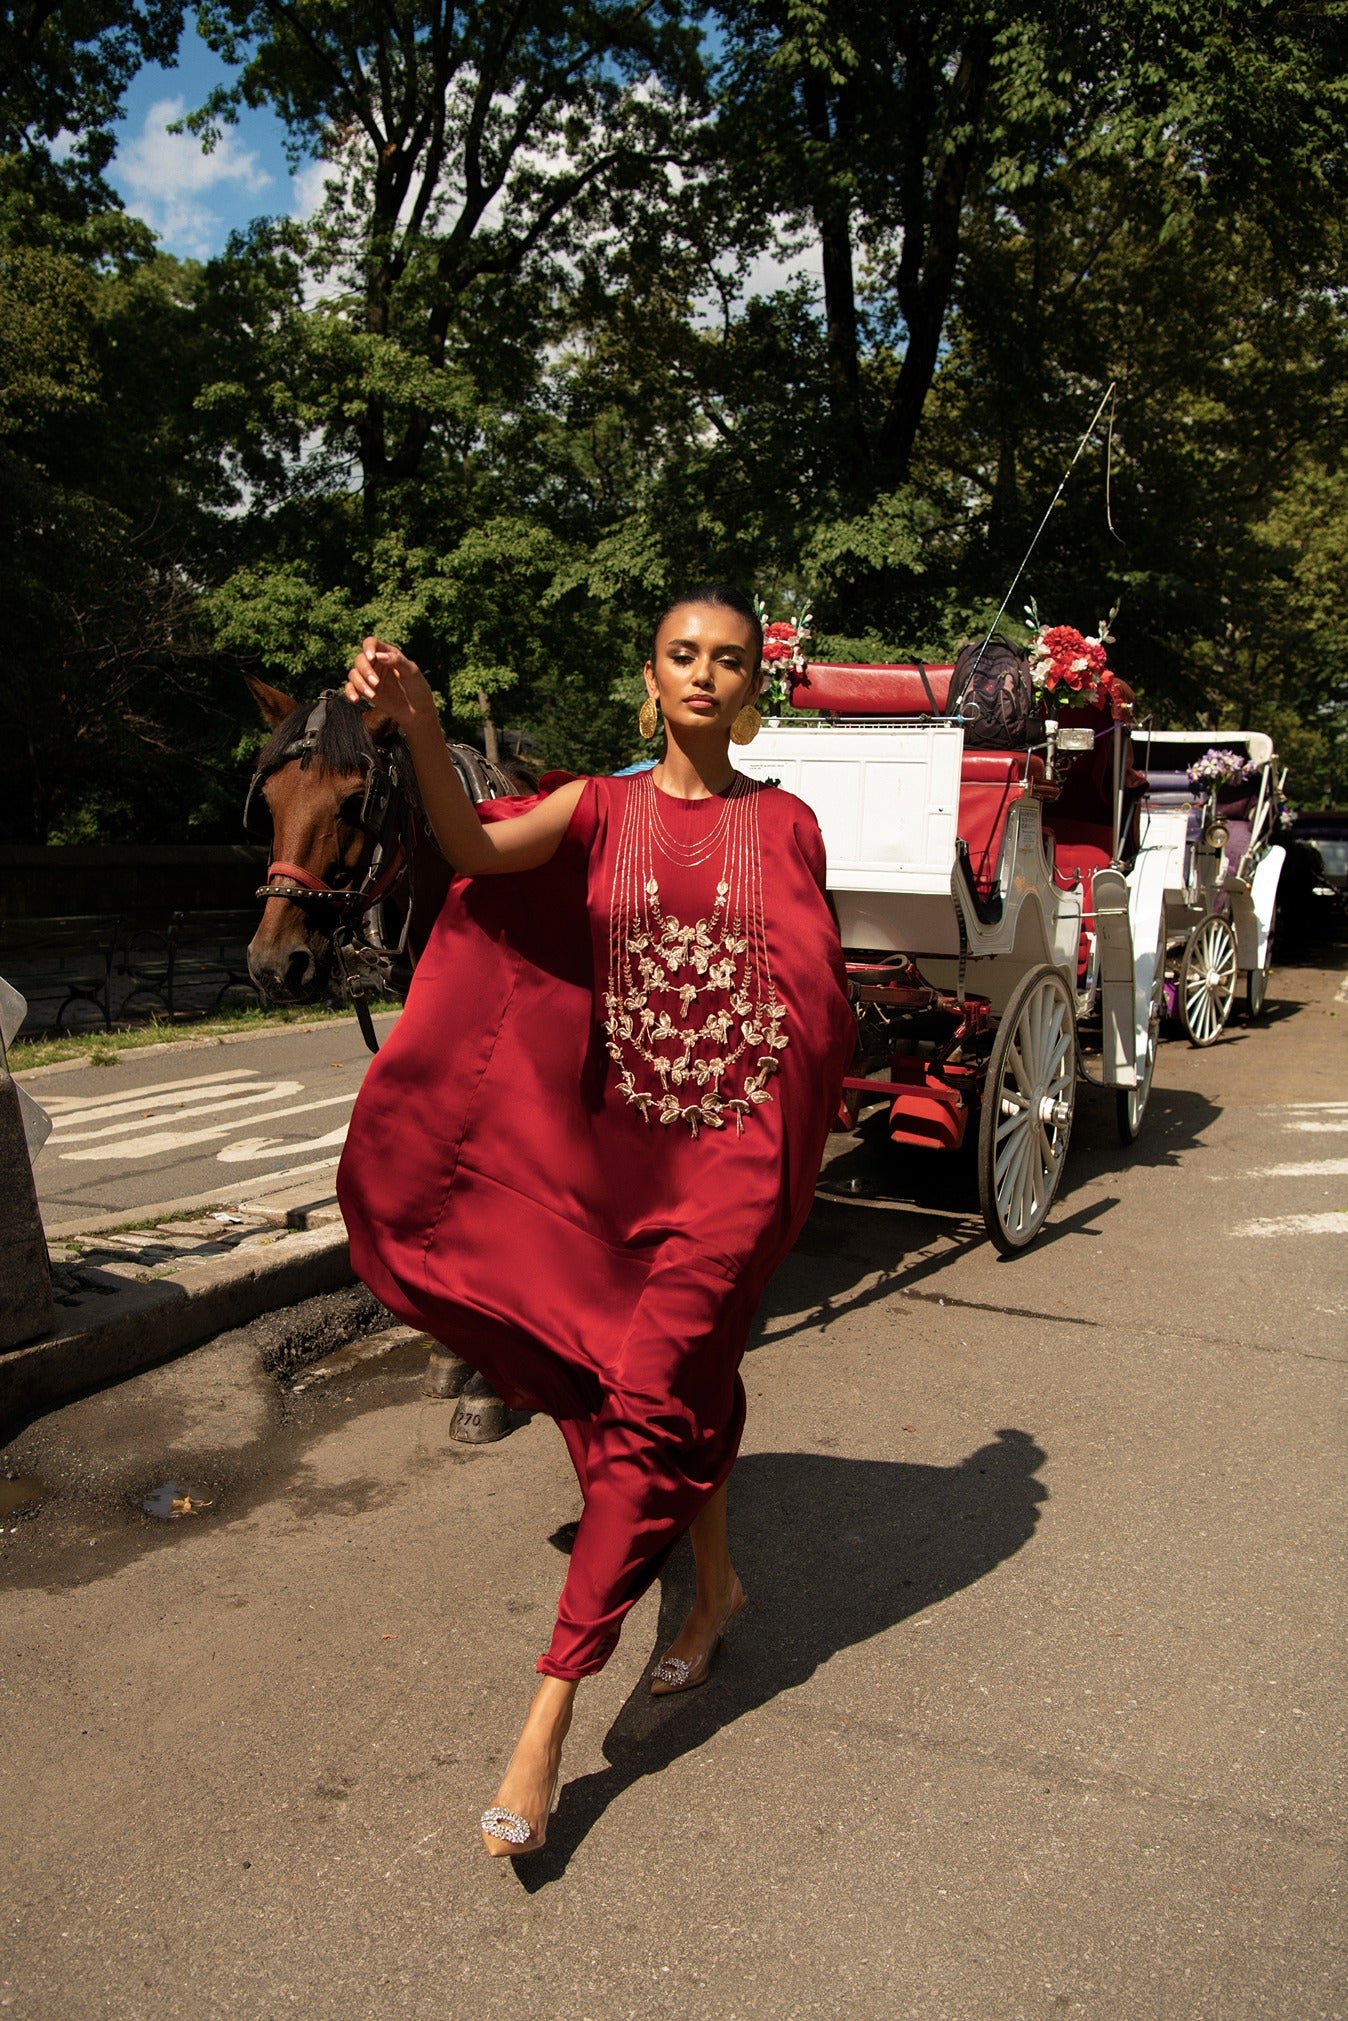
[[345, 637, 586, 875]]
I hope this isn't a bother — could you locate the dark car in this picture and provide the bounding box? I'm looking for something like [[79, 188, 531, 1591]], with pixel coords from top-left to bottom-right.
[[1282, 810, 1348, 943]]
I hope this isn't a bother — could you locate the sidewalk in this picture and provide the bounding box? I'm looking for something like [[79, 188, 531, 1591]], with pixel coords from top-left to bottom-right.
[[1, 1167, 356, 1426]]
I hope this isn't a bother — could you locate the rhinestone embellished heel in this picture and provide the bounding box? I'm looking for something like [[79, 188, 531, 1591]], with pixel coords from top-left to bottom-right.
[[649, 1590, 748, 1697], [480, 1769, 562, 1857]]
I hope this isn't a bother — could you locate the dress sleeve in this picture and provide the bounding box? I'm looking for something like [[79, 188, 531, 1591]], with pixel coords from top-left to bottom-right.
[[559, 775, 600, 862]]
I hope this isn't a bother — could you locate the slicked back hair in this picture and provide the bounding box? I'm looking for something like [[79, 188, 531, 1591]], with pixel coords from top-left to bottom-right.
[[651, 584, 763, 668]]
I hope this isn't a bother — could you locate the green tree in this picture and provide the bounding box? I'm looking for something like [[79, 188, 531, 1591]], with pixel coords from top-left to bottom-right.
[[182, 0, 713, 762], [1, 0, 183, 235], [704, 0, 1348, 494], [0, 237, 250, 841]]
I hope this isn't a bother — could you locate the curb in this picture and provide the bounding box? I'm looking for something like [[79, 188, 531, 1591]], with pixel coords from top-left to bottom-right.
[[1, 1221, 353, 1428], [41, 1164, 344, 1243], [13, 1008, 400, 1084]]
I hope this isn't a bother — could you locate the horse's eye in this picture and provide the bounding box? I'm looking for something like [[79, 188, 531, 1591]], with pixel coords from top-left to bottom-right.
[[338, 793, 365, 829]]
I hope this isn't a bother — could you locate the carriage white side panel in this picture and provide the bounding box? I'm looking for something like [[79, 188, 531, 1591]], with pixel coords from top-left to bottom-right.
[[1228, 843, 1286, 969], [732, 725, 963, 894]]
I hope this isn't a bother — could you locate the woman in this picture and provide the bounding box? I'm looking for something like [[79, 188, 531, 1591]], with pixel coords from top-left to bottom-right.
[[338, 585, 854, 1856]]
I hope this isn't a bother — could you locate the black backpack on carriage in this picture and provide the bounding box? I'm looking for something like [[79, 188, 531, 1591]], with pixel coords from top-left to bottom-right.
[[950, 634, 1043, 751]]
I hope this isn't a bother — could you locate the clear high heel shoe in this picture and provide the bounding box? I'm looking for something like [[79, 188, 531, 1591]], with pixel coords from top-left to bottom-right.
[[649, 1589, 748, 1697], [480, 1769, 562, 1856]]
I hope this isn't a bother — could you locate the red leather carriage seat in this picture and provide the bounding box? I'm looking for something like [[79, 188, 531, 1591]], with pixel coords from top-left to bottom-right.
[[959, 752, 1040, 897], [790, 662, 956, 714], [1040, 704, 1125, 968], [1044, 826, 1114, 978]]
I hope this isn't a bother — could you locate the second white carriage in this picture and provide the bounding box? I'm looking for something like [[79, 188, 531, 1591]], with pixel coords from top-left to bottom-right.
[[1132, 730, 1285, 1045]]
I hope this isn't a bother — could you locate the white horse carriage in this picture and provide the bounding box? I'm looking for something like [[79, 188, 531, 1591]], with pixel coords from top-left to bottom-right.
[[731, 660, 1169, 1253], [1131, 730, 1286, 1044]]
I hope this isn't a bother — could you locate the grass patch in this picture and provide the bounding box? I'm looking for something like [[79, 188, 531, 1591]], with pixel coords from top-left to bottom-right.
[[9, 997, 396, 1072], [73, 1207, 235, 1242]]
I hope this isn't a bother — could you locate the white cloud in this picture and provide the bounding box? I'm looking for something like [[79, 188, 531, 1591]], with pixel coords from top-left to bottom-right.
[[289, 155, 335, 221], [117, 95, 271, 257], [737, 242, 824, 300], [693, 231, 824, 326]]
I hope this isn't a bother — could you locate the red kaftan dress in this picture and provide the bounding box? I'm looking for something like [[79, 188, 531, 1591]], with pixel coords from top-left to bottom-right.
[[337, 773, 854, 1679]]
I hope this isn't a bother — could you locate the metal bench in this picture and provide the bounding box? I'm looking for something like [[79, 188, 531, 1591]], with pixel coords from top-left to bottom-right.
[[163, 909, 265, 1016], [0, 914, 122, 1031]]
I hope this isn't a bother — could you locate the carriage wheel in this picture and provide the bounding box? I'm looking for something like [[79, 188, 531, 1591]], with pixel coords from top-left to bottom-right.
[[1116, 937, 1165, 1146], [1178, 914, 1238, 1047], [978, 966, 1077, 1255]]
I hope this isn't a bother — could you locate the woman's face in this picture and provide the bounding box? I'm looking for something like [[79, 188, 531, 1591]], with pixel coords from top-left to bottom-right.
[[644, 603, 764, 736]]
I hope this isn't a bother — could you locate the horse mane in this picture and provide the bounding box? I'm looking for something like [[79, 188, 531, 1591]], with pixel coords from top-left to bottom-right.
[[255, 692, 424, 811]]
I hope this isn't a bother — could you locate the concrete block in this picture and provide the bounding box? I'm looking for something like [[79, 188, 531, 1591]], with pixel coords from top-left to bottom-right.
[[0, 1069, 55, 1351]]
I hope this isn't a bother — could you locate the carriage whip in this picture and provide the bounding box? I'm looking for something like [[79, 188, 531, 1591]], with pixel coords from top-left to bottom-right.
[[968, 382, 1120, 675]]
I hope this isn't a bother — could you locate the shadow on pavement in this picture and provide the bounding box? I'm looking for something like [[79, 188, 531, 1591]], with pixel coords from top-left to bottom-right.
[[512, 1427, 1047, 1888], [749, 1190, 1118, 1358], [1067, 1080, 1223, 1185], [813, 1067, 1223, 1256]]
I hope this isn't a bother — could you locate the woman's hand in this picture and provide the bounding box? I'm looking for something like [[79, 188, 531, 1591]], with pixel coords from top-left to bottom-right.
[[345, 636, 438, 736], [344, 629, 587, 874]]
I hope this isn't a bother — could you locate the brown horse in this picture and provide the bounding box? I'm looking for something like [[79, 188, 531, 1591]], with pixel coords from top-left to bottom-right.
[[244, 675, 529, 1441]]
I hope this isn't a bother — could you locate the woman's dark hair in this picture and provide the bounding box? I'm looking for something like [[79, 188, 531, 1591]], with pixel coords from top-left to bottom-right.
[[651, 584, 762, 666]]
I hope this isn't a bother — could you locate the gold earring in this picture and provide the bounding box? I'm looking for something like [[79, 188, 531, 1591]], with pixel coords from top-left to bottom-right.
[[730, 704, 761, 746], [638, 695, 660, 741]]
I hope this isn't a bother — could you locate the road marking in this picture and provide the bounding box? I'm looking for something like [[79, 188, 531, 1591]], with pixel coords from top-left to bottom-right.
[[41, 1069, 261, 1116], [219, 1122, 350, 1162], [1234, 1212, 1348, 1237], [50, 1082, 305, 1146], [1277, 1101, 1348, 1112], [59, 1091, 355, 1161], [1285, 1121, 1348, 1134], [1252, 1160, 1348, 1177], [1336, 974, 1348, 1004]]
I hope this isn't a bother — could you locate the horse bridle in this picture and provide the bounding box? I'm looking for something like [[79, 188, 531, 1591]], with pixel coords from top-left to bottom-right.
[[245, 690, 414, 1052]]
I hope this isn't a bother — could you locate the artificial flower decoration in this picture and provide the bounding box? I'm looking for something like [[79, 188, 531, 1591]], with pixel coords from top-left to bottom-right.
[[754, 598, 812, 712], [1187, 747, 1255, 790], [1024, 602, 1130, 719]]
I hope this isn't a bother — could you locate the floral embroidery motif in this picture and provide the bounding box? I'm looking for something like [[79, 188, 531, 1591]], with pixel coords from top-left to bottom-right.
[[604, 774, 789, 1136]]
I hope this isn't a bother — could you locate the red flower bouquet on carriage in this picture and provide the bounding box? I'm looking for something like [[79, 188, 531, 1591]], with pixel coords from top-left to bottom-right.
[[1027, 613, 1132, 723], [761, 620, 802, 666], [754, 602, 812, 712]]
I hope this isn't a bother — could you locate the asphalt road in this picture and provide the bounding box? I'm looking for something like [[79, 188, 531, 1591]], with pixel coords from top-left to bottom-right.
[[1, 946, 1344, 2020], [22, 1012, 399, 1230]]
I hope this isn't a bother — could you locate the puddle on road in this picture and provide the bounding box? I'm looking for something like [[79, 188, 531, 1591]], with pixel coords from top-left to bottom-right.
[[139, 1481, 216, 1520], [2, 1329, 456, 1590], [288, 1334, 430, 1396], [0, 1476, 46, 1517]]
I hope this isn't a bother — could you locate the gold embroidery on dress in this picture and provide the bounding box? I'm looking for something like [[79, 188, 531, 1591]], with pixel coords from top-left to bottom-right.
[[604, 774, 789, 1136]]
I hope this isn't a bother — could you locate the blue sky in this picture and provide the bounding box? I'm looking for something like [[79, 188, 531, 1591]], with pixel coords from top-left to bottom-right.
[[108, 18, 321, 259], [104, 12, 820, 299]]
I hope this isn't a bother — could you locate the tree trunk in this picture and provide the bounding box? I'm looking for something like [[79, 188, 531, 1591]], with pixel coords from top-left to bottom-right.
[[875, 31, 994, 480], [477, 688, 501, 767], [800, 72, 869, 471]]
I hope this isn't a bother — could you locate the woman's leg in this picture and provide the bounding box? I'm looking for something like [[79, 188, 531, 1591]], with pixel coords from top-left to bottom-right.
[[481, 1674, 577, 1857], [538, 1266, 749, 1680], [652, 1479, 746, 1675]]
